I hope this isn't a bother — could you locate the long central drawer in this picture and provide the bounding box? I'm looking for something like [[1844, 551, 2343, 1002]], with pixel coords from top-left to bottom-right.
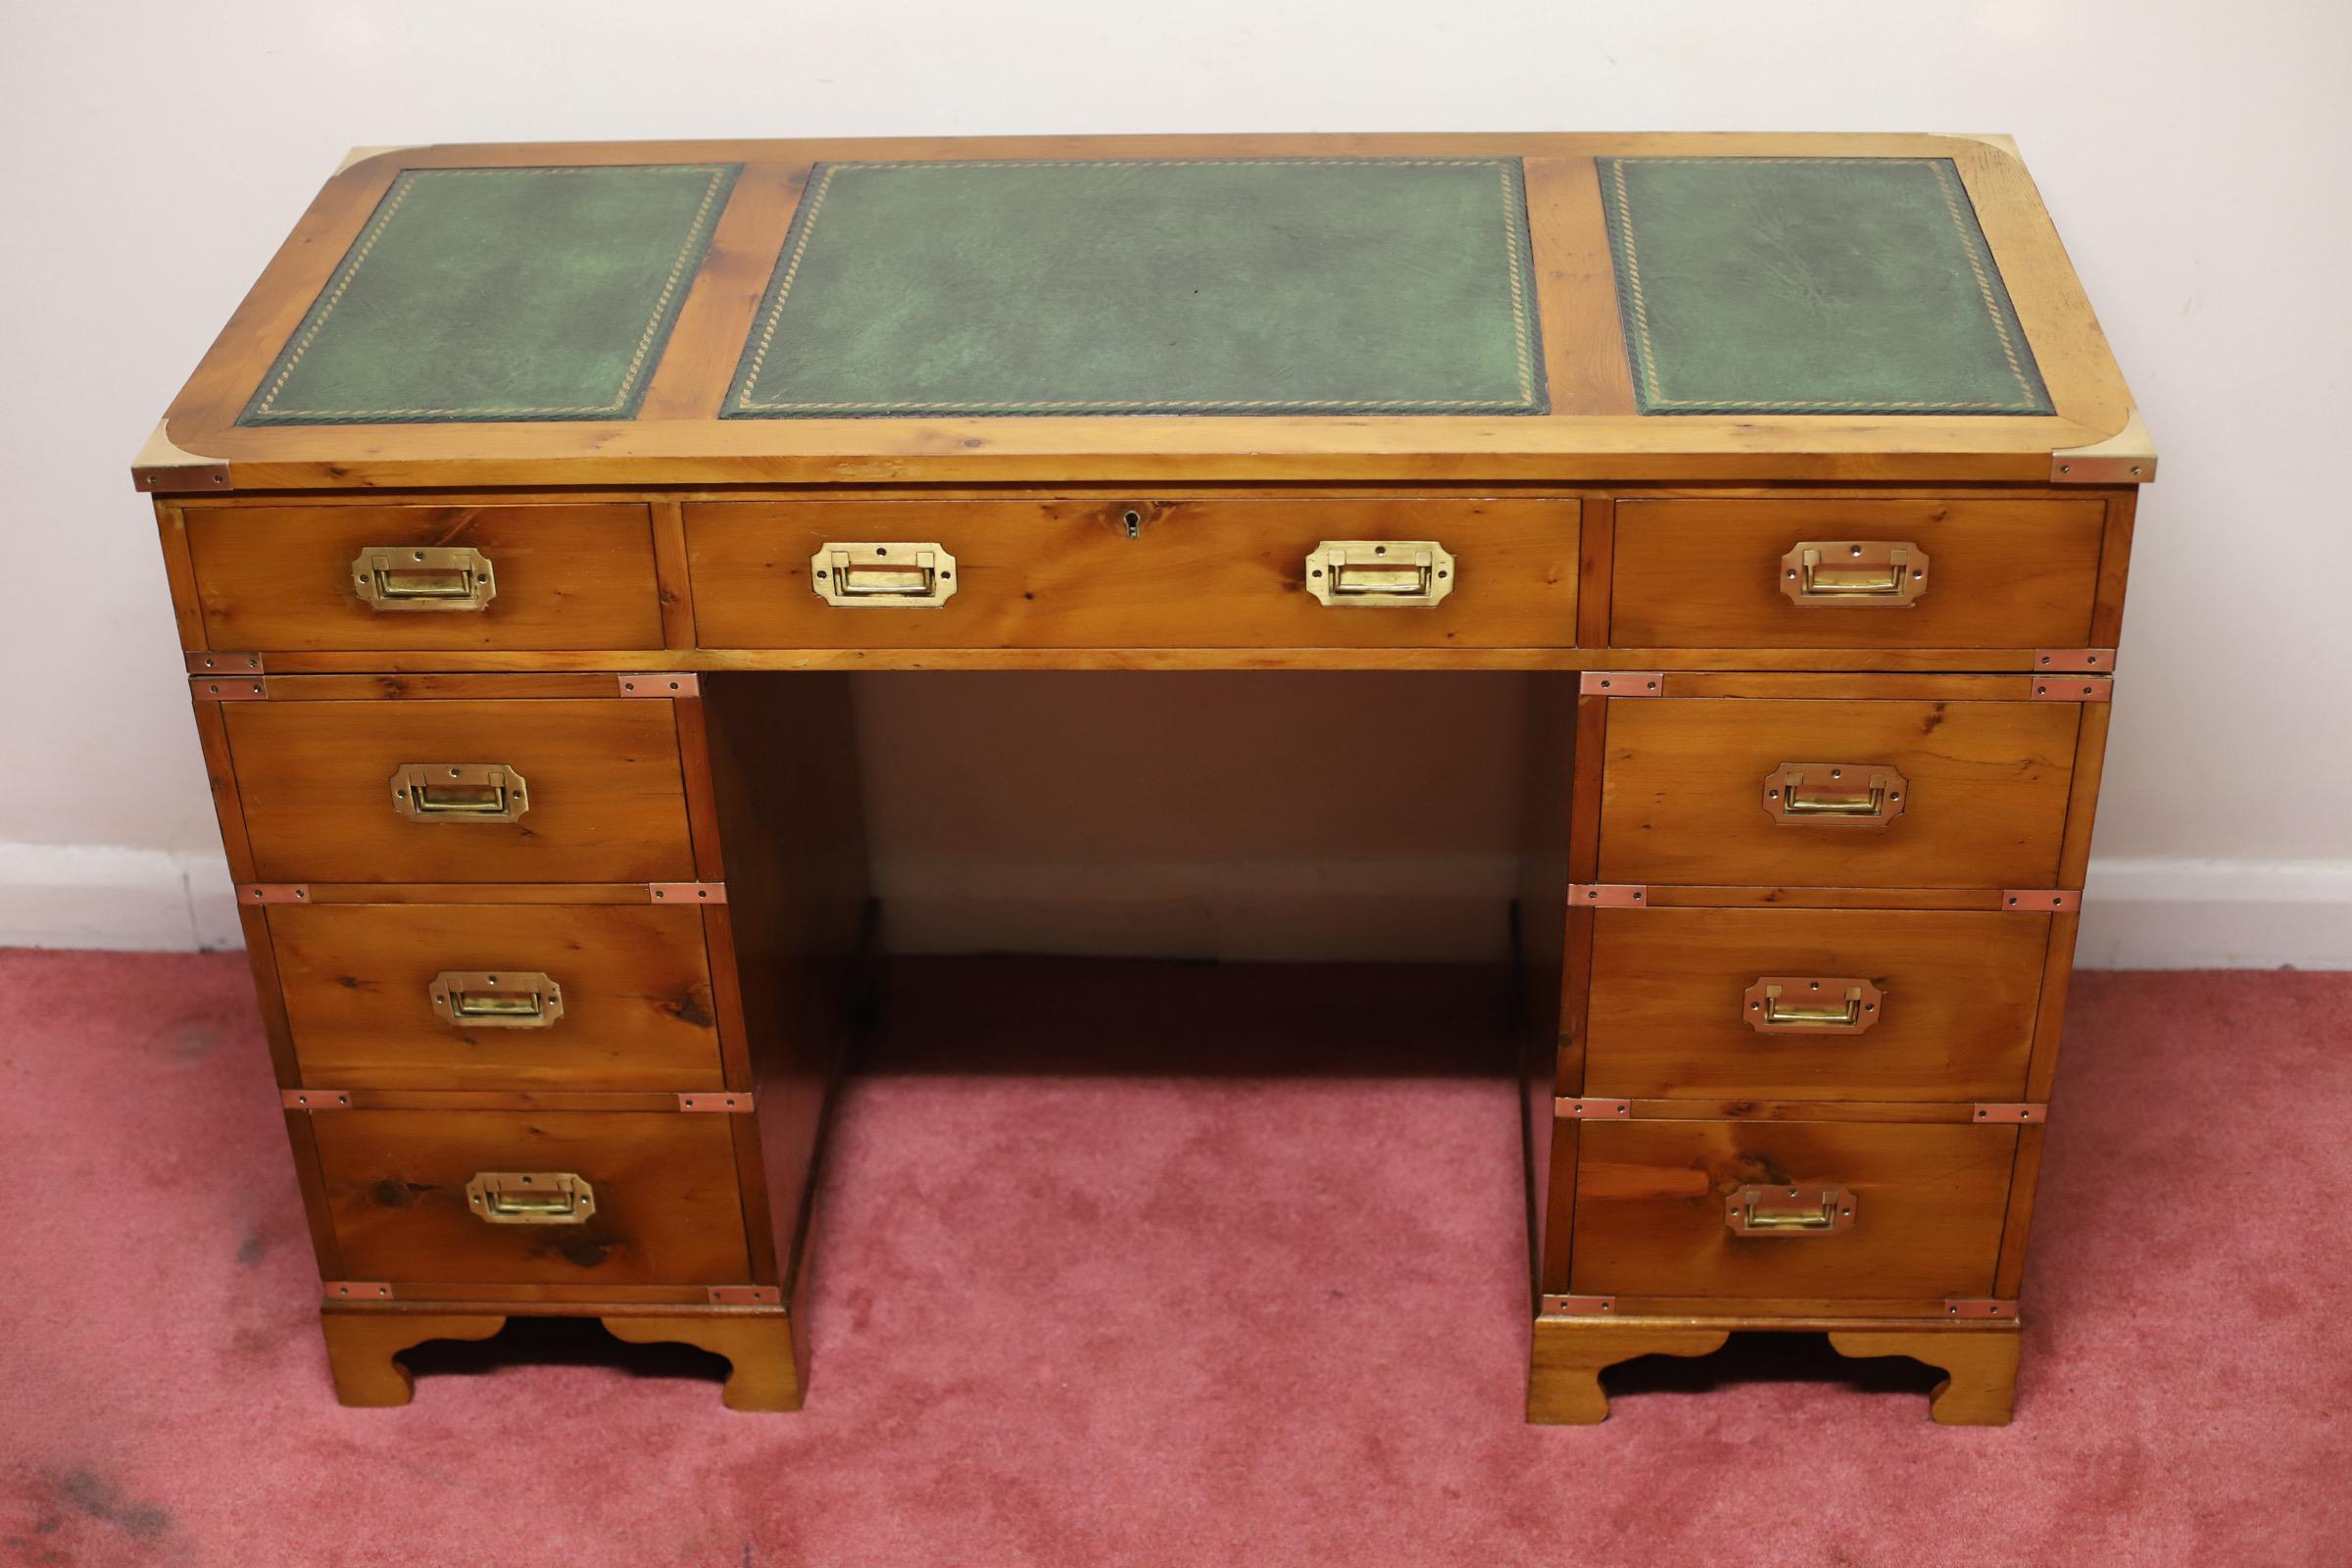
[[683, 498, 1578, 648]]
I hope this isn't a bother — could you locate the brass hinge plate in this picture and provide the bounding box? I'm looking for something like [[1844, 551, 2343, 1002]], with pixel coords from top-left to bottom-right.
[[1540, 1295, 1617, 1317], [190, 675, 268, 702], [677, 1092, 755, 1113], [1579, 671, 1663, 697], [1554, 1097, 1632, 1120], [1569, 884, 1648, 908], [1972, 1102, 2047, 1124], [2032, 676, 2113, 703], [2033, 648, 2115, 674], [1944, 1298, 2019, 1319], [323, 1281, 394, 1301], [240, 884, 312, 906], [187, 652, 265, 675], [617, 674, 700, 698], [282, 1089, 352, 1110], [2002, 889, 2082, 913], [649, 883, 727, 905], [707, 1286, 782, 1306]]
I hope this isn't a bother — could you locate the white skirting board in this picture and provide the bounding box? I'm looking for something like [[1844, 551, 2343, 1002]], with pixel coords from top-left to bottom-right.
[[0, 841, 2346, 969]]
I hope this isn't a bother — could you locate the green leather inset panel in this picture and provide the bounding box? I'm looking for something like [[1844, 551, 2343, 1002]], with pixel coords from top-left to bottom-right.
[[241, 164, 739, 424], [1598, 157, 2051, 416], [725, 158, 1545, 418]]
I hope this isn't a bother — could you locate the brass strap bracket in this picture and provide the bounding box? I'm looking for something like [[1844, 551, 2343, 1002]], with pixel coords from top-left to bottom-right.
[[281, 1089, 352, 1110], [1972, 1102, 2047, 1124], [190, 675, 267, 702], [240, 884, 311, 905], [1568, 884, 1648, 908], [1944, 1298, 2020, 1319], [2034, 648, 2115, 674], [188, 652, 265, 675], [2032, 676, 2113, 703], [618, 674, 700, 698], [323, 1282, 394, 1301], [677, 1092, 755, 1113], [1540, 1295, 1616, 1317], [649, 883, 727, 905], [1579, 671, 1663, 697], [2002, 889, 2082, 912], [707, 1286, 782, 1306], [1554, 1097, 1632, 1120]]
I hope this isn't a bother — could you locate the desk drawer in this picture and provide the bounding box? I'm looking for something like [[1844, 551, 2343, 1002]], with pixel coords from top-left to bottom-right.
[[1609, 498, 2106, 650], [185, 503, 665, 651], [269, 903, 724, 1091], [1567, 1119, 2013, 1300], [224, 699, 695, 883], [312, 1109, 750, 1287], [684, 498, 1576, 648], [1596, 694, 2080, 888], [1582, 907, 2048, 1101]]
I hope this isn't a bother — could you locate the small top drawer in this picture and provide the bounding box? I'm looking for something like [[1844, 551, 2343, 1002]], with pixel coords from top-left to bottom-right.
[[1607, 498, 2107, 649], [184, 503, 666, 651]]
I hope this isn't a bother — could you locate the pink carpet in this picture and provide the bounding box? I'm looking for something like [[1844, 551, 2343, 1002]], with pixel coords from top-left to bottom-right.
[[2, 952, 2347, 1567]]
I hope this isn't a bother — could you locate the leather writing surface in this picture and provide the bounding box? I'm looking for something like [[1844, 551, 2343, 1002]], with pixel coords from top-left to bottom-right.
[[1598, 157, 2052, 416], [724, 157, 1546, 418], [240, 164, 738, 425]]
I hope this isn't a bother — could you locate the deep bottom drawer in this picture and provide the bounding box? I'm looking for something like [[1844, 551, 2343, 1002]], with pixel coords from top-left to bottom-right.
[[313, 1109, 751, 1286], [1568, 1118, 2014, 1299]]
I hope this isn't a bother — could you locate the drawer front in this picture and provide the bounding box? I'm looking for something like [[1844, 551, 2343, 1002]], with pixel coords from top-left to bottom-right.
[[270, 903, 723, 1091], [1569, 1119, 2013, 1299], [313, 1109, 750, 1286], [1598, 697, 2080, 888], [1609, 498, 2105, 649], [1583, 907, 2048, 1101], [186, 504, 665, 651], [225, 700, 695, 883], [685, 498, 1576, 648]]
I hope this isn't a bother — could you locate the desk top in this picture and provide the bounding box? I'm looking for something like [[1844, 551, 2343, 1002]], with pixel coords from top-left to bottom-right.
[[140, 133, 2149, 493]]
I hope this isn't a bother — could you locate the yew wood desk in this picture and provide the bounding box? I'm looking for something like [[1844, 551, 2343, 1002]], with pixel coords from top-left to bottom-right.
[[137, 132, 2151, 1424]]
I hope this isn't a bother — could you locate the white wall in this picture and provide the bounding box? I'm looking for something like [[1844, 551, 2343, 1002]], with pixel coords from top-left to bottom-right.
[[2, 0, 2347, 965]]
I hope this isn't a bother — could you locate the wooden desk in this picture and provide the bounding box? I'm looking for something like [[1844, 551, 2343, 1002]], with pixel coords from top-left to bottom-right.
[[139, 133, 2150, 1424]]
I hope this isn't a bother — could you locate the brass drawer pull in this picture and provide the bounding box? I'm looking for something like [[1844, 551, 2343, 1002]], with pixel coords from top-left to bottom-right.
[[351, 546, 497, 611], [390, 763, 529, 823], [1743, 976, 1882, 1033], [466, 1171, 594, 1225], [429, 970, 563, 1029], [1304, 540, 1455, 608], [1762, 763, 1907, 827], [810, 542, 957, 607], [1779, 540, 1929, 607], [1726, 1185, 1856, 1236]]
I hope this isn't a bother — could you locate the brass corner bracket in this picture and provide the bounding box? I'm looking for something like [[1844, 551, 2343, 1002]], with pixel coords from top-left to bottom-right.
[[2052, 409, 2156, 484], [131, 420, 232, 494]]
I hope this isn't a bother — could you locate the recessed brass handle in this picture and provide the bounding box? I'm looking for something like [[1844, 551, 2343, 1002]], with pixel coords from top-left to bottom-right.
[[1743, 976, 1882, 1033], [1303, 540, 1455, 608], [1726, 1185, 1856, 1236], [466, 1171, 594, 1225], [1779, 541, 1929, 608], [429, 970, 563, 1029], [351, 546, 497, 612], [390, 763, 529, 823], [810, 542, 957, 607], [1762, 763, 1907, 828]]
